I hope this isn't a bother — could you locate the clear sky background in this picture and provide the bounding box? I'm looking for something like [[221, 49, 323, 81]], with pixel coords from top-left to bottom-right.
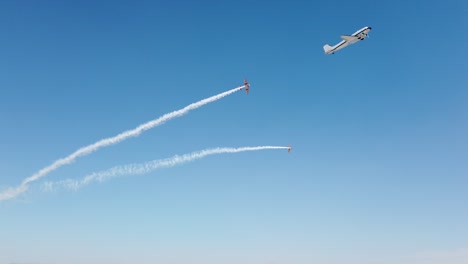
[[1, 0, 467, 263]]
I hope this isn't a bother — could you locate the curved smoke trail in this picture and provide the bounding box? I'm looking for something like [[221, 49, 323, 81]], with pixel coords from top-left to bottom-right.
[[0, 85, 245, 201], [43, 146, 289, 192]]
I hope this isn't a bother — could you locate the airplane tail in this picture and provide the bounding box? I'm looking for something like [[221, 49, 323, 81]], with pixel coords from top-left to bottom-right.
[[323, 44, 333, 54]]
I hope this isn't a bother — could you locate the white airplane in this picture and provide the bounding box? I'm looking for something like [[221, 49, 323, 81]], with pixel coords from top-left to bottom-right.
[[323, 26, 372, 55]]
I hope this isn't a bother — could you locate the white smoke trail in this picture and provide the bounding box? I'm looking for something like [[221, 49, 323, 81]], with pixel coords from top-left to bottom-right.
[[43, 146, 289, 192], [0, 185, 29, 201], [0, 85, 245, 201]]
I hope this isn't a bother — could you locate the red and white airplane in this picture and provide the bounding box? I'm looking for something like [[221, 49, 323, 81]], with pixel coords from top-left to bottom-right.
[[243, 78, 250, 94], [288, 145, 292, 153]]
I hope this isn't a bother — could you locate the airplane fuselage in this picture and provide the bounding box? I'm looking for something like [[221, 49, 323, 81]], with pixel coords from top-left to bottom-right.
[[323, 26, 372, 54]]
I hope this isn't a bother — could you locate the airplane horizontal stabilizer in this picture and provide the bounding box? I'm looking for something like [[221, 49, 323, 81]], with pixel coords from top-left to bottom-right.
[[323, 44, 333, 53]]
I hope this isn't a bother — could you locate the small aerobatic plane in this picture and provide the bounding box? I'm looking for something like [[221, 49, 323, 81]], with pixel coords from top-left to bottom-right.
[[288, 145, 292, 153], [244, 78, 250, 94], [323, 26, 372, 55]]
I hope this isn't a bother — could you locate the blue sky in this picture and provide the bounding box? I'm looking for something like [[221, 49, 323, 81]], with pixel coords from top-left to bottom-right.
[[1, 0, 467, 263]]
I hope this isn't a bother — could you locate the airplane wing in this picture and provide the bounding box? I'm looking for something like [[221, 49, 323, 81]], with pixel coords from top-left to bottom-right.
[[340, 35, 359, 42]]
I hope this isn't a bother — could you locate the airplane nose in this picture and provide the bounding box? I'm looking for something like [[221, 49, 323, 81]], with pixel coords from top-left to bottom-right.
[[369, 27, 372, 29]]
